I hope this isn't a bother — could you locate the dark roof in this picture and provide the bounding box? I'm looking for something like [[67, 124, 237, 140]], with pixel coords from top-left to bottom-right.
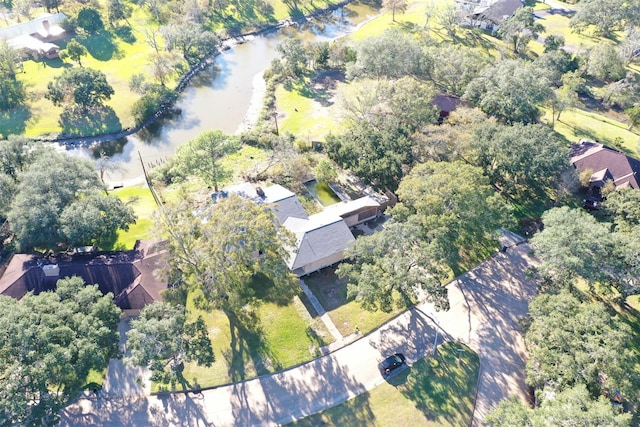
[[472, 0, 523, 25], [0, 240, 168, 310], [570, 140, 640, 189], [431, 94, 464, 114]]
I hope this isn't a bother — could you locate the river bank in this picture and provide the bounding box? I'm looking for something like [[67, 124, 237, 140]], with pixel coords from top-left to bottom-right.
[[32, 0, 359, 149]]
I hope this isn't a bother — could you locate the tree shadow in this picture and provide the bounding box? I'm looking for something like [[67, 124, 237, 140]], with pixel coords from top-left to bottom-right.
[[0, 105, 31, 137], [80, 33, 117, 61], [59, 105, 122, 136], [113, 25, 136, 44], [224, 310, 282, 382]]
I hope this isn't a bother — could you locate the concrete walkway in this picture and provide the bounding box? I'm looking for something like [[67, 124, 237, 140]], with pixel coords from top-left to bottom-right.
[[298, 279, 343, 343], [60, 243, 539, 427]]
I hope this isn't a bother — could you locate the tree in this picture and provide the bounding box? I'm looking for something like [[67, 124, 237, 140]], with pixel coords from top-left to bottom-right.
[[604, 187, 640, 232], [160, 195, 298, 313], [586, 44, 626, 82], [173, 130, 240, 192], [107, 0, 130, 25], [346, 29, 430, 80], [392, 160, 513, 265], [46, 67, 115, 111], [486, 385, 632, 426], [60, 193, 136, 247], [276, 38, 308, 77], [543, 34, 565, 52], [7, 151, 134, 251], [161, 22, 219, 64], [468, 122, 569, 196], [0, 276, 120, 426], [625, 103, 640, 130], [382, 0, 408, 22], [464, 59, 552, 124], [498, 7, 543, 53], [0, 40, 26, 111], [530, 207, 613, 287], [126, 302, 214, 383], [0, 172, 15, 220], [337, 222, 450, 312], [525, 291, 633, 396], [570, 0, 631, 37], [0, 135, 39, 180], [314, 158, 337, 183], [428, 45, 487, 97], [76, 6, 104, 33], [59, 39, 87, 67]]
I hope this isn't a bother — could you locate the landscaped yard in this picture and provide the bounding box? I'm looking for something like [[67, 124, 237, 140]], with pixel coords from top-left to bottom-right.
[[174, 287, 333, 391], [290, 341, 480, 426], [108, 185, 157, 250], [303, 267, 403, 337]]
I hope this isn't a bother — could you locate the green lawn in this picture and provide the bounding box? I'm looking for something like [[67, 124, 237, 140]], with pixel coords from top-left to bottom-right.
[[544, 107, 640, 155], [108, 185, 157, 250], [291, 341, 480, 426], [303, 268, 402, 337], [175, 288, 333, 391]]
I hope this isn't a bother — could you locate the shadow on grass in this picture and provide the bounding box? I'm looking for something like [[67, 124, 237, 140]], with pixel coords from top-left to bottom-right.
[[400, 342, 479, 425], [80, 33, 117, 61], [59, 105, 122, 136], [224, 309, 282, 381], [0, 105, 30, 137]]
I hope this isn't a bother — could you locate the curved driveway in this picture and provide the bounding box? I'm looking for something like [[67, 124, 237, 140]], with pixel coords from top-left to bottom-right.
[[60, 243, 538, 426]]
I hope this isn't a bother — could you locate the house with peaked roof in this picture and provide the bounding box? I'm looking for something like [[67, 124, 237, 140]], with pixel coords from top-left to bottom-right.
[[570, 140, 640, 195], [0, 240, 168, 314], [458, 0, 523, 31], [0, 13, 66, 59], [220, 182, 386, 276]]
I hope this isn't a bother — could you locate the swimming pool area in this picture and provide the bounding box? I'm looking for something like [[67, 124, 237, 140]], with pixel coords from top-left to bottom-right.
[[304, 180, 342, 206]]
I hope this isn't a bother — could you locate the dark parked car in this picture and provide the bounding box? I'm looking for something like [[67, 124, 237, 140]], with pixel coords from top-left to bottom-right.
[[582, 198, 600, 211], [379, 353, 406, 377]]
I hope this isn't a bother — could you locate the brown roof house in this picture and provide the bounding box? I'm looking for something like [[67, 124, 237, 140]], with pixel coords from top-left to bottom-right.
[[223, 183, 387, 276], [0, 240, 168, 314], [570, 140, 640, 195]]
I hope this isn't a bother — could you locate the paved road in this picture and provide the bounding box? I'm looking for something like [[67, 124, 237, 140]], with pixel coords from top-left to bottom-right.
[[60, 243, 538, 426]]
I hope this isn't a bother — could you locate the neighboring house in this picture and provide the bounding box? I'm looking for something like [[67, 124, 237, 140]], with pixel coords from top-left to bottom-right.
[[570, 139, 640, 196], [431, 94, 465, 122], [458, 0, 523, 31], [0, 12, 66, 59], [222, 182, 387, 276], [0, 240, 168, 314]]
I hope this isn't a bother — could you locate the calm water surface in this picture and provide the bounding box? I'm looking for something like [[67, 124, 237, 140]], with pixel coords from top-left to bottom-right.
[[70, 3, 378, 184]]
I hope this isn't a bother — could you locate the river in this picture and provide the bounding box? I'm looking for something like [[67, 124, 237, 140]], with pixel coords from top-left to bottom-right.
[[69, 2, 379, 186]]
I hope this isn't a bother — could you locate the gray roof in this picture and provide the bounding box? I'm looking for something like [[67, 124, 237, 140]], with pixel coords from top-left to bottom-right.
[[283, 216, 355, 272], [0, 13, 66, 41], [270, 194, 308, 224], [472, 0, 523, 25]]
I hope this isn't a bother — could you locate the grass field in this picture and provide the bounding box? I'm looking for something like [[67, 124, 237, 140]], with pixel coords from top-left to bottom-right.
[[291, 341, 480, 426], [108, 185, 157, 250], [175, 288, 333, 391], [544, 107, 640, 155]]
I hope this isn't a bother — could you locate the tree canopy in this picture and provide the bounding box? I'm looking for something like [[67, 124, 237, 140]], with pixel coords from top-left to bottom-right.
[[46, 67, 115, 111], [126, 302, 214, 383], [524, 291, 633, 396], [0, 277, 120, 426], [7, 150, 136, 250], [337, 222, 450, 312], [392, 160, 513, 265], [160, 195, 298, 313], [173, 130, 240, 191], [468, 122, 569, 196], [464, 59, 552, 124]]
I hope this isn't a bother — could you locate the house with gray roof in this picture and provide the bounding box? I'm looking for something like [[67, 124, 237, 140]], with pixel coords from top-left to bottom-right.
[[222, 182, 385, 276], [1, 13, 66, 59], [458, 0, 523, 31]]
